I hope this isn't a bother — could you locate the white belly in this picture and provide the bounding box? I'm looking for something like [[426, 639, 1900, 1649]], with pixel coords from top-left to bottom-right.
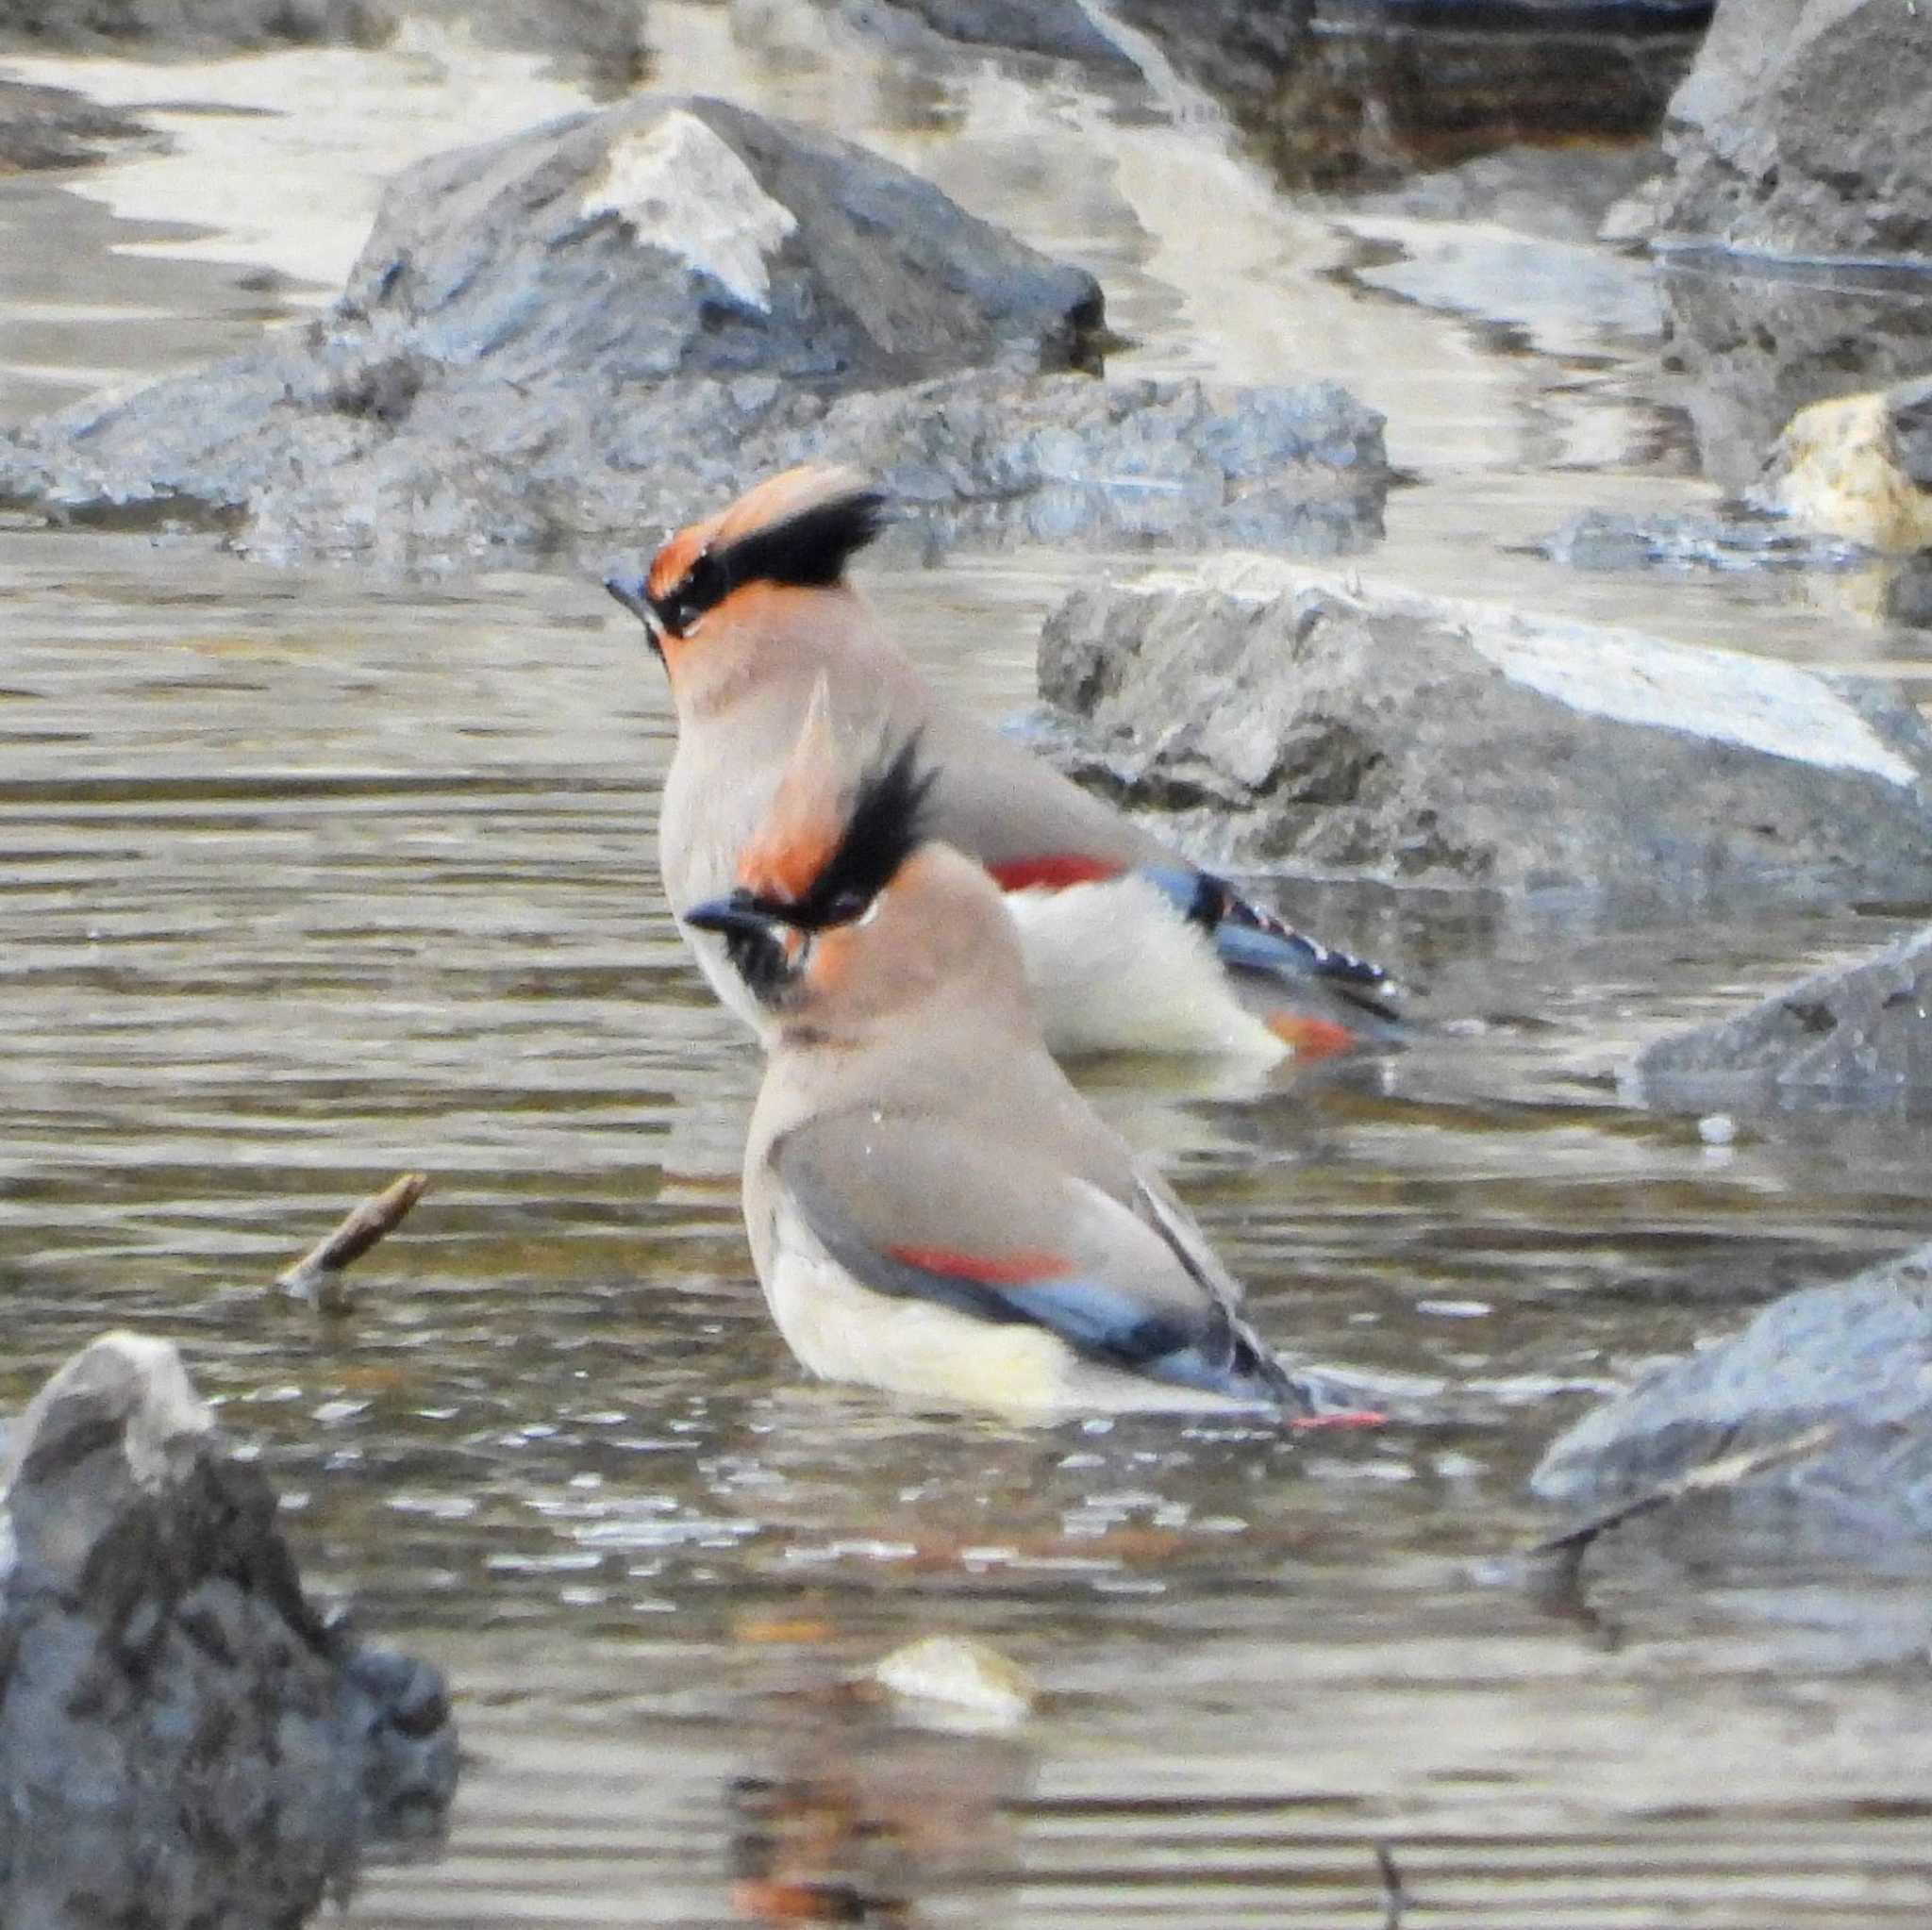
[[761, 1231, 1075, 1415], [1005, 876, 1286, 1061], [755, 1196, 1265, 1418]]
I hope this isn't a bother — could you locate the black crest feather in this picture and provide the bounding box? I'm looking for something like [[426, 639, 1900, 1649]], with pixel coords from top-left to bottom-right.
[[720, 488, 889, 594], [649, 487, 890, 638], [760, 734, 936, 930]]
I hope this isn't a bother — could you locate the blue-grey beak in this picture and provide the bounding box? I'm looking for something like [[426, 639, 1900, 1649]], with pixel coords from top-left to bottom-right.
[[682, 890, 774, 941], [604, 573, 655, 624]]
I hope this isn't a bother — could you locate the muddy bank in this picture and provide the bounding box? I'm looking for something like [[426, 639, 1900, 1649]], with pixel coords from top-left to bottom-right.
[[0, 1333, 456, 1928], [0, 92, 1390, 563], [1036, 559, 1932, 903]]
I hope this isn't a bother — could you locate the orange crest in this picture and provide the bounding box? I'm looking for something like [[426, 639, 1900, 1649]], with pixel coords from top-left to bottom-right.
[[736, 675, 852, 906]]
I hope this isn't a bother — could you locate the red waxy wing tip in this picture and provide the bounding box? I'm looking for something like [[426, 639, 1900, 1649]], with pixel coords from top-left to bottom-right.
[[886, 1244, 1073, 1286], [1265, 1013, 1357, 1058], [988, 854, 1123, 892]]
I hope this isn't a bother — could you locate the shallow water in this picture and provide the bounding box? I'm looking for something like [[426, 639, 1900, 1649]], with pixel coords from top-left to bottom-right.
[[8, 8, 1932, 1927]]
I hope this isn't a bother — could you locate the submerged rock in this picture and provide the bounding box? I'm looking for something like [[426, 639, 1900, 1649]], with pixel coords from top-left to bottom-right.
[[873, 1634, 1038, 1729], [0, 76, 157, 172], [1656, 0, 1932, 266], [1036, 559, 1932, 902], [1627, 923, 1932, 1106], [1533, 1240, 1932, 1531], [1537, 505, 1864, 574], [0, 93, 1382, 563], [0, 1332, 457, 1929]]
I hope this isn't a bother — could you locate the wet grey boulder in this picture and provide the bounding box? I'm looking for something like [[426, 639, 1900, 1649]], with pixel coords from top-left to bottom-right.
[[0, 1332, 457, 1930], [1656, 0, 1932, 266], [1036, 559, 1932, 902], [0, 93, 1390, 564], [1657, 265, 1932, 497], [1533, 1240, 1932, 1530], [1627, 923, 1932, 1106]]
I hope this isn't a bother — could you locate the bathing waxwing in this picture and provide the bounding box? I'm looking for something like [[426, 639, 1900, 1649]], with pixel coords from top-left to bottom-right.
[[681, 702, 1321, 1417], [605, 465, 1398, 1062]]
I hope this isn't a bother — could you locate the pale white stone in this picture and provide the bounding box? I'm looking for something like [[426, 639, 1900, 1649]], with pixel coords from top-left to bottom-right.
[[1151, 557, 1921, 790], [1461, 609, 1919, 790], [582, 112, 797, 310], [874, 1634, 1038, 1728]]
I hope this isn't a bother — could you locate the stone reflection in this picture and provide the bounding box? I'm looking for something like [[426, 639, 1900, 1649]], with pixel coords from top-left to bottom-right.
[[726, 1693, 1033, 1927], [1106, 0, 1707, 191], [1658, 262, 1932, 497]]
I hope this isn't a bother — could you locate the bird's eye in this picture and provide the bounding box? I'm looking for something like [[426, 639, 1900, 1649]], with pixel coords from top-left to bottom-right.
[[654, 550, 728, 640], [821, 888, 874, 926]]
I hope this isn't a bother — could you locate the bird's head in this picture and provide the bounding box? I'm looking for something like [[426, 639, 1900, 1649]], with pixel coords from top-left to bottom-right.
[[682, 680, 976, 1030], [605, 466, 889, 699]]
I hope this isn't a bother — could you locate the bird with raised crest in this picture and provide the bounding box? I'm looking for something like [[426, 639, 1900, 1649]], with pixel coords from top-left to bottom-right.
[[606, 465, 1399, 1064], [680, 690, 1336, 1416]]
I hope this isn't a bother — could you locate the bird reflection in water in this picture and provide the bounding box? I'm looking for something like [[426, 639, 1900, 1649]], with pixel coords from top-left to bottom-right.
[[725, 1693, 1033, 1928]]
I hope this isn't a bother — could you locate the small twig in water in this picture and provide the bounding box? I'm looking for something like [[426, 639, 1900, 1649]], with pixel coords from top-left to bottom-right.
[[1375, 1840, 1409, 1929], [1529, 1422, 1840, 1562], [276, 1172, 428, 1312]]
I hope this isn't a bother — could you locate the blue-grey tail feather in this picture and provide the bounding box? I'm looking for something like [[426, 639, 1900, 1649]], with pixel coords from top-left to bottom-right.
[[1132, 863, 1399, 1021]]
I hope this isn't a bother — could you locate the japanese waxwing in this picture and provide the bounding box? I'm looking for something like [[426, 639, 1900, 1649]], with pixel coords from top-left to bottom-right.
[[681, 707, 1320, 1417], [606, 464, 1399, 1062]]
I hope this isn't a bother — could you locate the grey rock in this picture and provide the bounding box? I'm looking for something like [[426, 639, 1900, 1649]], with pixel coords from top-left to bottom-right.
[[1532, 1240, 1932, 1528], [1658, 261, 1932, 495], [0, 94, 1391, 565], [0, 1332, 457, 1930], [1627, 923, 1932, 1106], [1036, 560, 1932, 902], [1657, 0, 1932, 265], [0, 77, 158, 172]]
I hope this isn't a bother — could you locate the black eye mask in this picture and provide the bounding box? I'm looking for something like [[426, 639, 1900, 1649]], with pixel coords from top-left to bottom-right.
[[610, 488, 891, 641]]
